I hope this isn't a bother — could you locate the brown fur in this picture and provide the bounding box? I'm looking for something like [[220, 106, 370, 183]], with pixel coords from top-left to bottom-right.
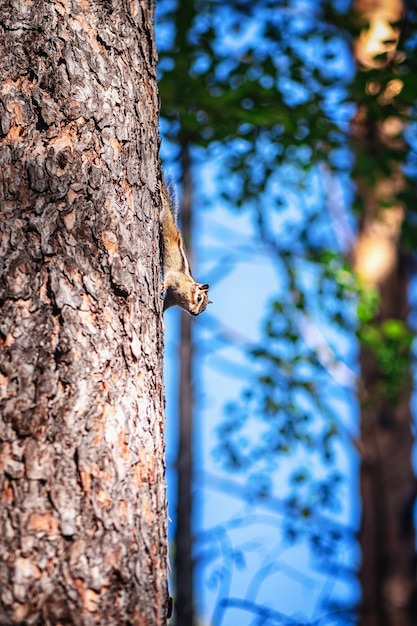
[[159, 180, 211, 315]]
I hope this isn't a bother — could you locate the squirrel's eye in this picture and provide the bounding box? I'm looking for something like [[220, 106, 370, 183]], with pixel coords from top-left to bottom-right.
[[197, 295, 202, 302]]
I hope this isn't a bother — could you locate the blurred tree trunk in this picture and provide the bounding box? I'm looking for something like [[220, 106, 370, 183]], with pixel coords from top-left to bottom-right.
[[353, 1, 417, 624], [175, 141, 196, 626], [0, 1, 168, 624]]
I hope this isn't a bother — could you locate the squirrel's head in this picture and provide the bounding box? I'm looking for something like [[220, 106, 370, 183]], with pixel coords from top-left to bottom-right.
[[189, 282, 211, 316], [163, 279, 212, 315]]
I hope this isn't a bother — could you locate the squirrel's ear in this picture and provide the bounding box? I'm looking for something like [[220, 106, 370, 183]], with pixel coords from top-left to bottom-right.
[[200, 283, 210, 291]]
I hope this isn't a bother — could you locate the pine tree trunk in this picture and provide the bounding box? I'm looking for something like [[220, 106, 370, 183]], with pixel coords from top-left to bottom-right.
[[175, 142, 195, 626], [0, 1, 168, 624], [353, 1, 417, 624]]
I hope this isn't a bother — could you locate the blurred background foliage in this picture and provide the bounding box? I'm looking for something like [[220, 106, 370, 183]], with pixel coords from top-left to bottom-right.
[[156, 0, 417, 624]]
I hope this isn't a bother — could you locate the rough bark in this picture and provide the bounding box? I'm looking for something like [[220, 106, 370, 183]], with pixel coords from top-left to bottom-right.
[[0, 1, 168, 624], [353, 1, 417, 624], [174, 142, 195, 626]]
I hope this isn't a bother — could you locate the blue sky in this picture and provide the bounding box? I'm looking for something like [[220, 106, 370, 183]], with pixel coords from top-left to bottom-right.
[[161, 157, 361, 625], [156, 2, 363, 623]]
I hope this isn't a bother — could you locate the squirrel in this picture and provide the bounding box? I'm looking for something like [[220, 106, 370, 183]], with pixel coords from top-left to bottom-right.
[[158, 178, 211, 316]]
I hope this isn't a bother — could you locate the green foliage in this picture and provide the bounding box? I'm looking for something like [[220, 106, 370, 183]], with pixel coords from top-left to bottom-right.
[[356, 283, 412, 405], [158, 0, 346, 178], [157, 0, 417, 594], [356, 284, 379, 324], [359, 317, 413, 406]]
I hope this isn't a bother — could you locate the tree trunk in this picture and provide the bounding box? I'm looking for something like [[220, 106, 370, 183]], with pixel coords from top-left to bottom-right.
[[174, 142, 195, 626], [0, 1, 168, 624], [353, 1, 417, 624]]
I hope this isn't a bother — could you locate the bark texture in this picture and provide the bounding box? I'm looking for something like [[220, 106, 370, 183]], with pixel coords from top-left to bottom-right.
[[0, 1, 167, 624], [353, 1, 417, 624]]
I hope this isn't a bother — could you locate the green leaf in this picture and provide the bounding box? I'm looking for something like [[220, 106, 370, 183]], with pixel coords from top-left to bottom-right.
[[381, 319, 407, 340]]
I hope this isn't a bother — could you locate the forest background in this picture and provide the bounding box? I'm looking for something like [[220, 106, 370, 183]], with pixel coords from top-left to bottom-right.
[[156, 1, 417, 625]]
